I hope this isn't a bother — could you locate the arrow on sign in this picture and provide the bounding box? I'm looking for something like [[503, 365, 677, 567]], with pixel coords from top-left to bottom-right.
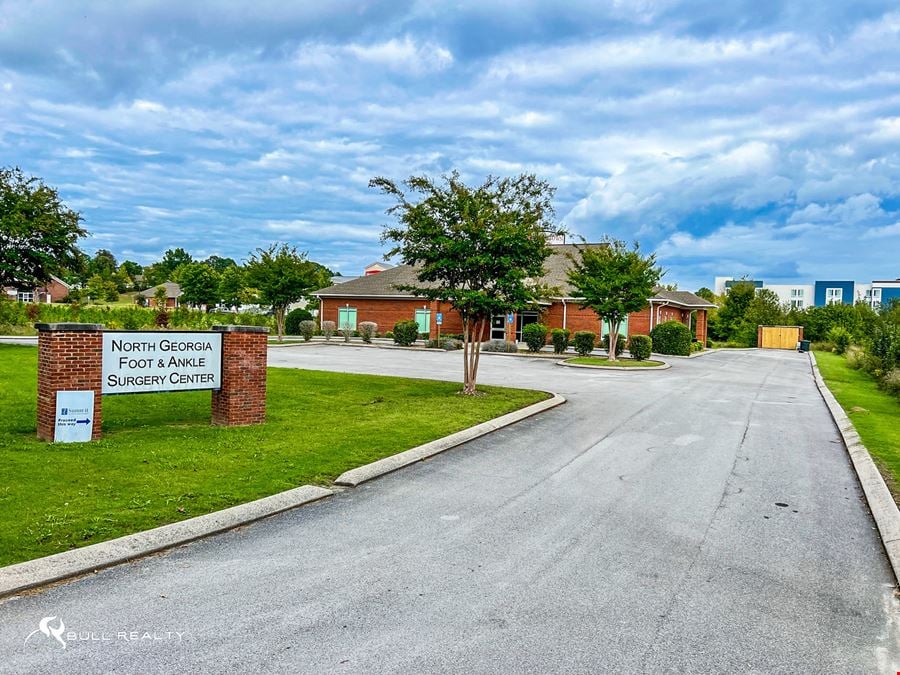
[[76, 418, 91, 425]]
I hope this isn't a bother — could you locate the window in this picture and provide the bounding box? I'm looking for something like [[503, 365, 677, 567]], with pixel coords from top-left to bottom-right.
[[872, 288, 882, 307], [414, 309, 430, 335], [790, 288, 804, 309], [17, 292, 34, 303], [826, 288, 843, 305], [337, 306, 357, 331]]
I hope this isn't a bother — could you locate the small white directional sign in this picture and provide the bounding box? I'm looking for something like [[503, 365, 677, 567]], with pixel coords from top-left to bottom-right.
[[54, 390, 95, 443]]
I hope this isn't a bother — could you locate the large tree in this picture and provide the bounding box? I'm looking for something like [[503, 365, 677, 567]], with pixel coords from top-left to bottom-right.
[[567, 238, 661, 361], [374, 172, 561, 395], [177, 262, 221, 311], [245, 243, 321, 341], [218, 265, 248, 311], [0, 167, 86, 288], [159, 247, 193, 279], [716, 280, 757, 341]]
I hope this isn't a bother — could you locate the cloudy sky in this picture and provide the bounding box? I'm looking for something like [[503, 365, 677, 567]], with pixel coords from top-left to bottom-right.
[[2, 1, 899, 289]]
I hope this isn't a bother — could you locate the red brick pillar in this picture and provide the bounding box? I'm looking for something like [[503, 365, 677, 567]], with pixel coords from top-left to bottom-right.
[[211, 325, 269, 426], [36, 323, 104, 442], [695, 310, 708, 344]]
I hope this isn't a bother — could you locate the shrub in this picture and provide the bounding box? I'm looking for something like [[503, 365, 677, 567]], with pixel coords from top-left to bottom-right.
[[691, 340, 704, 353], [628, 334, 652, 360], [845, 345, 865, 369], [827, 326, 851, 355], [339, 323, 353, 342], [601, 333, 626, 357], [385, 330, 394, 339], [650, 320, 692, 356], [427, 337, 462, 350], [297, 320, 316, 342], [882, 368, 900, 397], [573, 331, 596, 357], [285, 308, 314, 335], [321, 320, 336, 341], [359, 321, 377, 343], [393, 320, 419, 346], [522, 323, 549, 353], [155, 311, 169, 328], [480, 339, 518, 353], [551, 328, 570, 354]]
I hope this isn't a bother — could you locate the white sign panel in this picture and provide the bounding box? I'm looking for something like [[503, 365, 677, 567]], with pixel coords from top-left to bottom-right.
[[102, 332, 222, 394], [55, 390, 94, 443]]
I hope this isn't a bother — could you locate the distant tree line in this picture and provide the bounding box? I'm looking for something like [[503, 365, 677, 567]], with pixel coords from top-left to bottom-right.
[[1, 167, 335, 339]]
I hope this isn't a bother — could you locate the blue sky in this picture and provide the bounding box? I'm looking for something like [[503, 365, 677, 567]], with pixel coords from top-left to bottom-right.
[[1, 1, 898, 290]]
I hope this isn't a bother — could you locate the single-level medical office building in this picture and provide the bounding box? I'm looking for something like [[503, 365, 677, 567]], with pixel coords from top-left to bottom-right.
[[315, 244, 715, 344]]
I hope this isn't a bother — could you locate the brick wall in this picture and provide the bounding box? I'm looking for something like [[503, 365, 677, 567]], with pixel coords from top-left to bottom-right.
[[36, 323, 104, 441], [211, 326, 268, 426]]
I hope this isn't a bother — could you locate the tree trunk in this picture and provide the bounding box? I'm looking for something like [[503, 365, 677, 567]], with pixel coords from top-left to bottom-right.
[[462, 317, 471, 392], [275, 306, 285, 342], [469, 317, 488, 393], [609, 319, 619, 361]]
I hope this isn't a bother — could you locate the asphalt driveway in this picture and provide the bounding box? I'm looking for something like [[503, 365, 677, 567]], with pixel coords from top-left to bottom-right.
[[2, 346, 898, 673]]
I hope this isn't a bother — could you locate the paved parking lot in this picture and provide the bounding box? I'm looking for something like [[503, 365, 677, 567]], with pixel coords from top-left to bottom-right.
[[2, 346, 898, 673]]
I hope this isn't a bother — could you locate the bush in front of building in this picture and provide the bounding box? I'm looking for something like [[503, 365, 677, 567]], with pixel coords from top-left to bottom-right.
[[393, 320, 420, 346], [827, 326, 851, 355], [480, 339, 519, 353], [628, 334, 652, 360], [340, 323, 353, 342], [650, 320, 692, 355], [428, 337, 463, 350], [550, 328, 570, 354], [297, 320, 316, 342], [573, 331, 596, 356], [321, 320, 336, 340], [691, 340, 704, 353], [522, 323, 549, 353], [285, 308, 314, 335], [601, 333, 626, 357], [359, 321, 378, 343]]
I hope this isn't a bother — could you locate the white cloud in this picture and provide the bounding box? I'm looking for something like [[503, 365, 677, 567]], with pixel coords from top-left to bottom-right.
[[863, 221, 900, 239]]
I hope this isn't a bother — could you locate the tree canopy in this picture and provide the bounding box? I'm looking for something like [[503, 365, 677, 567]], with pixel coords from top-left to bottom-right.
[[245, 243, 321, 341], [177, 262, 221, 310], [374, 171, 561, 394], [0, 166, 86, 288], [567, 238, 661, 360]]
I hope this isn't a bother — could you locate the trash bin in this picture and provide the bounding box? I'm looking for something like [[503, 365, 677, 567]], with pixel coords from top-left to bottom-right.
[[798, 339, 810, 352]]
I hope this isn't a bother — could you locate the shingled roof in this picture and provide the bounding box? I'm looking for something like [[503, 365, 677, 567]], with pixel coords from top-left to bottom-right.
[[314, 245, 715, 309], [648, 287, 717, 308], [314, 243, 605, 299]]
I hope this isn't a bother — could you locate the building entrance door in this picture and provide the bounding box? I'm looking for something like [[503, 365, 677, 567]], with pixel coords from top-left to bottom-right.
[[490, 315, 507, 340]]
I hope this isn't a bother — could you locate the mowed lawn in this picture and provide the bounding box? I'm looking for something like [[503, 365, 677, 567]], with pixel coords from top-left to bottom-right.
[[816, 351, 900, 499], [0, 344, 547, 566]]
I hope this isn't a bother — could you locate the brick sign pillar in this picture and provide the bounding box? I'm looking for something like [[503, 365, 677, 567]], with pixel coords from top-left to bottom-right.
[[211, 325, 269, 426], [36, 323, 104, 442]]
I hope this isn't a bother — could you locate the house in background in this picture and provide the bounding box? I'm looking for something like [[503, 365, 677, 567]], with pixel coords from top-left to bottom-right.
[[136, 281, 181, 308], [316, 244, 715, 344], [364, 262, 393, 276], [3, 275, 71, 303]]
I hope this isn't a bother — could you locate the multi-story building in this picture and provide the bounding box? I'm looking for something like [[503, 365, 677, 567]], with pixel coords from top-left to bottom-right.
[[714, 277, 892, 308]]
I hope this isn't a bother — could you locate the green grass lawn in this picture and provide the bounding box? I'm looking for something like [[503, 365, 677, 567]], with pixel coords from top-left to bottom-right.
[[0, 344, 547, 566], [566, 356, 665, 367], [815, 351, 900, 500]]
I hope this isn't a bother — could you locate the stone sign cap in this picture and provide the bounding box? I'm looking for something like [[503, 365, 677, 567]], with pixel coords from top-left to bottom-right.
[[212, 325, 270, 333], [34, 323, 105, 332]]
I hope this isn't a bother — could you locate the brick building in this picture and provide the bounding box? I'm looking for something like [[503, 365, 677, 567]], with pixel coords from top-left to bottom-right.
[[315, 244, 714, 344], [136, 281, 182, 309], [4, 275, 71, 303]]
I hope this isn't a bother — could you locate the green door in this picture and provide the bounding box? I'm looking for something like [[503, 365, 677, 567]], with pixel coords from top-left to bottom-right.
[[415, 309, 430, 335], [337, 307, 357, 331]]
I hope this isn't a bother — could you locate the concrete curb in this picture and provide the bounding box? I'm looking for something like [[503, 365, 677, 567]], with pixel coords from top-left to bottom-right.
[[334, 392, 567, 487], [557, 359, 670, 371], [809, 351, 900, 584], [0, 485, 333, 599]]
